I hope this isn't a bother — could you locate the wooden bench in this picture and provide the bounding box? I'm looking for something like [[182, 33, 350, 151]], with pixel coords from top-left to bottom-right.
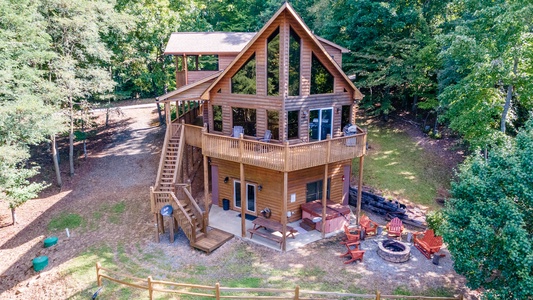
[[247, 228, 283, 247]]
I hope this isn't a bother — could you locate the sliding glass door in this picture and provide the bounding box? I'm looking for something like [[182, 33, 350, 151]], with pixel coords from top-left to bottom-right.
[[309, 108, 333, 141]]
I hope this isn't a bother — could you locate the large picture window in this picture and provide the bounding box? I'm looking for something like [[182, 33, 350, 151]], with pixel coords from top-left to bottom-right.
[[289, 28, 301, 96], [232, 107, 256, 136], [212, 105, 223, 132], [311, 53, 334, 94], [267, 28, 280, 96], [231, 53, 256, 94], [267, 110, 279, 140], [288, 111, 299, 140]]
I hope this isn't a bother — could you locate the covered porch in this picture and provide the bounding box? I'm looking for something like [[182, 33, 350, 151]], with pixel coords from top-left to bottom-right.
[[208, 205, 342, 251]]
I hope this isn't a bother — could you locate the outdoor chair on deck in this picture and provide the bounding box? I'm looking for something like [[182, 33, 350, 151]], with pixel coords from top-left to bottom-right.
[[413, 229, 443, 259], [257, 130, 272, 143], [386, 217, 404, 240], [340, 241, 365, 264], [359, 214, 379, 237], [230, 126, 244, 147]]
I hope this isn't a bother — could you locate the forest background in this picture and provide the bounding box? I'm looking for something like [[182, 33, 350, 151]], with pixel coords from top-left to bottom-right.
[[1, 0, 532, 298]]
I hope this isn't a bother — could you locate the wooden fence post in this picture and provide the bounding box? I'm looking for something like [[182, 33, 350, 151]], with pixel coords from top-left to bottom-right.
[[376, 290, 381, 300], [96, 262, 102, 287], [294, 285, 300, 300], [458, 294, 464, 300], [147, 276, 153, 300], [215, 283, 220, 300]]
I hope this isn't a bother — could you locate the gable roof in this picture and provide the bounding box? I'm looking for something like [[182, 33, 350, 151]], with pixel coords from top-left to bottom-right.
[[315, 36, 350, 53], [200, 2, 363, 100], [164, 32, 256, 55]]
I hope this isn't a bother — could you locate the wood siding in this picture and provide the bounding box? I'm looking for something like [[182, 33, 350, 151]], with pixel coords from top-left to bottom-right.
[[212, 158, 351, 223]]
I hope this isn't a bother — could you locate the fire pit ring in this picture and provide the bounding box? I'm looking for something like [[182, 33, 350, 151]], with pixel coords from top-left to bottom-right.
[[377, 239, 410, 263]]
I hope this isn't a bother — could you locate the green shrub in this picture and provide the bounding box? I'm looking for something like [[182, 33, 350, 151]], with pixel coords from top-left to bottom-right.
[[426, 210, 444, 236]]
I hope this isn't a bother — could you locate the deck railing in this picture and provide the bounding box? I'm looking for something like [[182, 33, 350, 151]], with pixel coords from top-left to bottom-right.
[[200, 126, 366, 172]]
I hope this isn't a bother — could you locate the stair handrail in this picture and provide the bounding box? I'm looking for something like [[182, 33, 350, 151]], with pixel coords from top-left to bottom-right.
[[154, 125, 173, 190], [172, 122, 186, 184], [178, 184, 205, 231], [169, 192, 195, 241]]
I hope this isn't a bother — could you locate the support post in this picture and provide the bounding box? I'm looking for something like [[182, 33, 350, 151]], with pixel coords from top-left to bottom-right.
[[282, 141, 289, 251], [321, 135, 331, 238], [215, 283, 221, 300], [148, 276, 153, 300], [203, 154, 210, 229], [294, 285, 300, 300], [96, 262, 102, 286], [356, 156, 364, 224], [240, 134, 246, 237], [154, 213, 160, 243]]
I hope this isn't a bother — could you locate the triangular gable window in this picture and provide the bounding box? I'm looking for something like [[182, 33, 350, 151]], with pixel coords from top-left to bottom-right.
[[231, 53, 256, 95], [311, 53, 334, 94]]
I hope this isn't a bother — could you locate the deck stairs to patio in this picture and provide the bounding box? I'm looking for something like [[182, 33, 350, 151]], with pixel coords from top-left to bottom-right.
[[151, 122, 233, 253]]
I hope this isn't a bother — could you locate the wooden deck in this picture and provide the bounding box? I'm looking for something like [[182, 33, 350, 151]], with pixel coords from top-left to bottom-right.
[[178, 124, 367, 172], [193, 228, 234, 253]]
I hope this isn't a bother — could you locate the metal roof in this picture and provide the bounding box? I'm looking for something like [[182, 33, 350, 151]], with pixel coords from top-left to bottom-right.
[[164, 32, 257, 55]]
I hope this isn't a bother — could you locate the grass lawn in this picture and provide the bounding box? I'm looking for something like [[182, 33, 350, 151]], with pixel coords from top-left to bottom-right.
[[353, 118, 455, 210]]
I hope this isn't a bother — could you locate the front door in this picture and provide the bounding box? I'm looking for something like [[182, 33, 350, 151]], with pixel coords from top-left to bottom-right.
[[234, 181, 256, 213], [309, 108, 333, 141]]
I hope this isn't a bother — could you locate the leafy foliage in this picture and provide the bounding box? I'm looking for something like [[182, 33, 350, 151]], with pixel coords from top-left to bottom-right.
[[443, 118, 533, 299]]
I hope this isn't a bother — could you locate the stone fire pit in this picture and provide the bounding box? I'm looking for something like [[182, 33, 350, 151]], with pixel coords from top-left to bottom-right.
[[377, 239, 410, 263]]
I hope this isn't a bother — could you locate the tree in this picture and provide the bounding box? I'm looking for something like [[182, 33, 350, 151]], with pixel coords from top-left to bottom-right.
[[311, 0, 440, 118], [437, 0, 533, 149], [0, 0, 63, 223], [41, 0, 119, 176], [443, 118, 533, 299]]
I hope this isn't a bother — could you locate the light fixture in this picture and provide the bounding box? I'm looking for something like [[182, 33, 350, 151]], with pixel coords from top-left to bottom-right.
[[301, 111, 307, 119], [224, 177, 229, 184], [336, 107, 341, 114], [258, 185, 262, 191]]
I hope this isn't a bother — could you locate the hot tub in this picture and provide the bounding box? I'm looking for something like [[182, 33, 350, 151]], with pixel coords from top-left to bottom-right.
[[301, 200, 350, 233]]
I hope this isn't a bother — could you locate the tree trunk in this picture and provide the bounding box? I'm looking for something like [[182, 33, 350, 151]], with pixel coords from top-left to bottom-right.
[[69, 96, 75, 176], [11, 207, 16, 225], [412, 94, 418, 117], [157, 103, 164, 126], [51, 134, 62, 187], [501, 57, 518, 134]]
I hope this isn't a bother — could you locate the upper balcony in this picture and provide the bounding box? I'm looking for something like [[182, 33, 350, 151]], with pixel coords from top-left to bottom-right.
[[181, 124, 367, 172]]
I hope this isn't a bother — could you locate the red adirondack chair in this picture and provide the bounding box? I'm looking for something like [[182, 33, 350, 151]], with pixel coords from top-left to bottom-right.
[[359, 214, 378, 236], [413, 229, 443, 259], [386, 217, 404, 240], [340, 241, 365, 264], [341, 225, 361, 245]]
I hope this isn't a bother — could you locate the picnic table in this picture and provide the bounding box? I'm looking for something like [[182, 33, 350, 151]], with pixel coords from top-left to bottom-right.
[[247, 218, 298, 248]]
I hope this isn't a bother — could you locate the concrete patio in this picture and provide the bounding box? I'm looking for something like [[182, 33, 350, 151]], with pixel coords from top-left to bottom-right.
[[208, 205, 343, 251]]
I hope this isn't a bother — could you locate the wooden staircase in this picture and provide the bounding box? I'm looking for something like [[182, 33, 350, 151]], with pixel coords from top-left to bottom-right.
[[151, 122, 233, 253]]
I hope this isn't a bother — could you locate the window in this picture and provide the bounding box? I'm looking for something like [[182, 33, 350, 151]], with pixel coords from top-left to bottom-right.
[[267, 28, 280, 96], [287, 110, 299, 140], [267, 110, 279, 140], [341, 105, 351, 130], [232, 107, 256, 136], [212, 105, 223, 132], [289, 28, 301, 96], [306, 179, 331, 202], [311, 53, 334, 94], [231, 53, 256, 94], [186, 55, 219, 71]]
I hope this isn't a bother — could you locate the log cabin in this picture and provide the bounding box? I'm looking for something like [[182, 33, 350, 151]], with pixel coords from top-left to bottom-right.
[[150, 2, 367, 252]]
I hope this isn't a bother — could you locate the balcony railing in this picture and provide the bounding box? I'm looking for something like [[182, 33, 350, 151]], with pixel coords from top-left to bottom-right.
[[195, 126, 366, 172]]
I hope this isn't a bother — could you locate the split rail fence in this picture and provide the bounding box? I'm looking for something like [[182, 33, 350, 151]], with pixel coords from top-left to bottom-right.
[[96, 263, 463, 300]]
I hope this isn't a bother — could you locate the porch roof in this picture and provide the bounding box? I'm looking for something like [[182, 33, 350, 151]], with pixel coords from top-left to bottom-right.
[[156, 71, 222, 103]]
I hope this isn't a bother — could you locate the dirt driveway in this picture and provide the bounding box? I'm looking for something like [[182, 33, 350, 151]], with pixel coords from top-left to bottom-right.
[[0, 106, 476, 299]]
